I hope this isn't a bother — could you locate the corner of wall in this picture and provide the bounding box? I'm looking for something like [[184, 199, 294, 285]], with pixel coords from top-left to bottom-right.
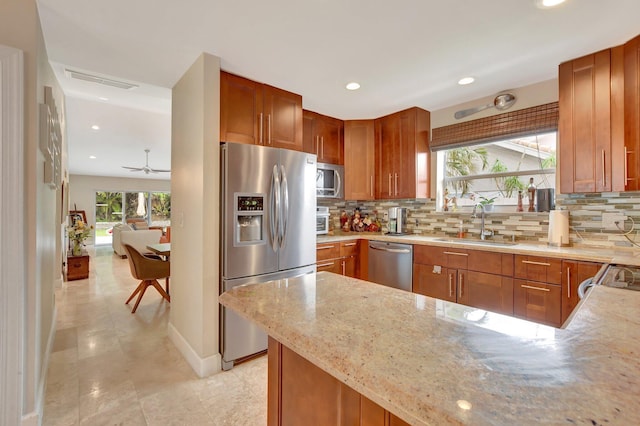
[[168, 322, 221, 378]]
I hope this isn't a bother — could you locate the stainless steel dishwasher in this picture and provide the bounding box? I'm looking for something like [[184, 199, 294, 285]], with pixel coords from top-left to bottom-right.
[[368, 241, 413, 292]]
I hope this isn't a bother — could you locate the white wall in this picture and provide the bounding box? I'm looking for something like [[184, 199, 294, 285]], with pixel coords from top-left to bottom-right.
[[68, 174, 171, 243], [169, 53, 221, 377], [0, 1, 66, 424]]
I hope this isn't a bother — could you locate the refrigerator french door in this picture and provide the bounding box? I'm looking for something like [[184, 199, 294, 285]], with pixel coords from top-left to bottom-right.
[[220, 143, 316, 370]]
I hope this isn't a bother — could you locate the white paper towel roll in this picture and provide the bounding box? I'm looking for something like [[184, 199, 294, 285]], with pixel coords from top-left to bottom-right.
[[548, 210, 570, 247]]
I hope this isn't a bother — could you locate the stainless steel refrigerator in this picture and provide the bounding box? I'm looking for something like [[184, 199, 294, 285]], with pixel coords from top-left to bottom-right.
[[220, 143, 317, 370]]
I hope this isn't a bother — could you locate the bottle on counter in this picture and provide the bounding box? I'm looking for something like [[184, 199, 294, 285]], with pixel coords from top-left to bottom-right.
[[516, 190, 524, 212], [527, 178, 536, 212], [457, 220, 466, 238]]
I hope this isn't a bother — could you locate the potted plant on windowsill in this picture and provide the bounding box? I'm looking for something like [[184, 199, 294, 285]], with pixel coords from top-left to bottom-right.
[[478, 196, 496, 212]]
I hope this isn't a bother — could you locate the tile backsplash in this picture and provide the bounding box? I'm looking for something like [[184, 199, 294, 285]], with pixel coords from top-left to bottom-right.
[[319, 192, 640, 249]]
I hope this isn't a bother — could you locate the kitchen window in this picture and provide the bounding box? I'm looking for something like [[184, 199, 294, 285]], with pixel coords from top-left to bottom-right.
[[431, 102, 559, 212], [436, 131, 557, 211]]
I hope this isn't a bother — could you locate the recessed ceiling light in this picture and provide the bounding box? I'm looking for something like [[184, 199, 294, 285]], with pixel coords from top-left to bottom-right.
[[89, 155, 97, 159], [538, 0, 566, 8], [98, 97, 109, 101], [346, 82, 361, 91], [458, 77, 475, 85], [91, 125, 100, 130]]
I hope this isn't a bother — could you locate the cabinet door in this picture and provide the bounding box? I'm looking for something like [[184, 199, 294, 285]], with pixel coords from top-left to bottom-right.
[[559, 50, 612, 193], [624, 35, 640, 190], [342, 256, 358, 278], [262, 84, 303, 151], [561, 260, 601, 323], [460, 271, 514, 316], [317, 115, 343, 165], [220, 71, 262, 145], [413, 264, 457, 302], [514, 279, 562, 327], [302, 110, 316, 154], [375, 115, 401, 199], [344, 120, 375, 200], [396, 109, 417, 199]]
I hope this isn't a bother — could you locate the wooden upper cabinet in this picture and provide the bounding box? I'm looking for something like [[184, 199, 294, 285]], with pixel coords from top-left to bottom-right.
[[375, 107, 430, 199], [624, 35, 640, 190], [559, 49, 615, 193], [220, 71, 303, 151], [302, 110, 343, 164], [344, 120, 375, 200]]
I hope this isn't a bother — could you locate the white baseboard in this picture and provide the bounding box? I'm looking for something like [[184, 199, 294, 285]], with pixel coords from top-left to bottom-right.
[[167, 322, 221, 378], [22, 303, 56, 426]]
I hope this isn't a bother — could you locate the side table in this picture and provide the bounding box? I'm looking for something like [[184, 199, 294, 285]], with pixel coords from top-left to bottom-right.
[[66, 252, 89, 281]]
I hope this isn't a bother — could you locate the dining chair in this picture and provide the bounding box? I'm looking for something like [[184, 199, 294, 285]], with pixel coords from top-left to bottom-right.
[[123, 244, 171, 313]]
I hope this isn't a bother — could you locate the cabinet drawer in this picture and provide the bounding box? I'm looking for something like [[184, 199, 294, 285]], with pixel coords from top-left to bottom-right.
[[340, 240, 358, 257], [467, 250, 514, 276], [514, 279, 562, 327], [316, 259, 342, 274], [514, 255, 562, 285], [414, 245, 468, 269], [316, 243, 340, 261]]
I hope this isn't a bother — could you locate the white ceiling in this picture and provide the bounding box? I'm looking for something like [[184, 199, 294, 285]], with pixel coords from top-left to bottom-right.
[[36, 0, 640, 180]]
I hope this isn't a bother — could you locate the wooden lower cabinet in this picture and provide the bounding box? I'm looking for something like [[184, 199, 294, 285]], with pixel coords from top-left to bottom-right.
[[513, 279, 562, 327], [413, 264, 457, 302], [459, 271, 514, 316], [316, 240, 360, 279], [268, 338, 410, 426], [66, 253, 89, 281], [561, 260, 602, 323]]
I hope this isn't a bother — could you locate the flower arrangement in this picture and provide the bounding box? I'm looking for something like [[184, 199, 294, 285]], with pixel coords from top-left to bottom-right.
[[68, 219, 93, 256]]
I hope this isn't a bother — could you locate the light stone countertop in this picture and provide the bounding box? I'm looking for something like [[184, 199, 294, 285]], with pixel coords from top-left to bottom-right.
[[219, 271, 640, 425], [317, 233, 640, 266]]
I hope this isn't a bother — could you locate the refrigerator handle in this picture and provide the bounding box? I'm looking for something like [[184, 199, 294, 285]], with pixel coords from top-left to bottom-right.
[[270, 165, 280, 252], [280, 165, 289, 248]]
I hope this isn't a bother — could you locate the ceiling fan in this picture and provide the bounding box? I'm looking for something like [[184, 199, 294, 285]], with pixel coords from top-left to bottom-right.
[[454, 93, 516, 119], [122, 149, 170, 174]]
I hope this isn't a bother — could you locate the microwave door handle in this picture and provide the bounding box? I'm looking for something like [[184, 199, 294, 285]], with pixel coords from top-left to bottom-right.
[[335, 169, 342, 198], [270, 165, 280, 252], [280, 165, 289, 248]]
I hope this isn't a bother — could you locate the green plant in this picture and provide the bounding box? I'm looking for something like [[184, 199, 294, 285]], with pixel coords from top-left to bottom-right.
[[478, 196, 496, 206], [445, 147, 488, 196]]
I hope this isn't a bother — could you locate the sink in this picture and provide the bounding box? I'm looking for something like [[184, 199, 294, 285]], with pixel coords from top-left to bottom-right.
[[433, 238, 518, 247]]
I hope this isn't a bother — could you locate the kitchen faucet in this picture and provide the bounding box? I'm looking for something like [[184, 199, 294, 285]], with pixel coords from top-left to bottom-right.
[[471, 203, 493, 240]]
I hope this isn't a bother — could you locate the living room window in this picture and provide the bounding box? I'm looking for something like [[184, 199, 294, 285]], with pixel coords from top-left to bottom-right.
[[95, 191, 171, 245]]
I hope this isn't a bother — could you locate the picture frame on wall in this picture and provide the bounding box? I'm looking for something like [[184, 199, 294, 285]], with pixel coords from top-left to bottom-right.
[[69, 210, 87, 226]]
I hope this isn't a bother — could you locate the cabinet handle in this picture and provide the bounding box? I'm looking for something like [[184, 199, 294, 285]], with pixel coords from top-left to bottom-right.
[[388, 173, 392, 196], [259, 113, 264, 144], [458, 272, 464, 298], [317, 245, 336, 250], [394, 173, 398, 195], [316, 136, 320, 156], [321, 136, 324, 158], [521, 260, 550, 267], [448, 273, 454, 297], [624, 146, 629, 184], [567, 267, 571, 298], [601, 149, 606, 187], [343, 242, 357, 247], [370, 175, 374, 198], [443, 251, 468, 257], [342, 260, 346, 275], [521, 284, 550, 292], [317, 262, 335, 268], [267, 114, 272, 145]]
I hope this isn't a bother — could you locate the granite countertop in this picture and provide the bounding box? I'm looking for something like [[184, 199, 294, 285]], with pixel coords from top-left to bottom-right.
[[317, 232, 640, 266], [219, 272, 640, 425]]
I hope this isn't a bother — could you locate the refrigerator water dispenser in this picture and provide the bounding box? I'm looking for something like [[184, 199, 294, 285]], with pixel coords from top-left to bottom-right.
[[235, 194, 264, 246]]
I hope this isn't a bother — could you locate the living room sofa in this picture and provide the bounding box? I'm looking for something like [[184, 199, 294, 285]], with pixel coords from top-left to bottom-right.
[[112, 223, 162, 257]]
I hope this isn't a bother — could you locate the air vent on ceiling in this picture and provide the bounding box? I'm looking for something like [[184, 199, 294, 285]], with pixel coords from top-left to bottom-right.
[[64, 68, 139, 90]]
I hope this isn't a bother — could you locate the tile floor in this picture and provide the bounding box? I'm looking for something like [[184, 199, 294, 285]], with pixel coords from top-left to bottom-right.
[[43, 246, 267, 425]]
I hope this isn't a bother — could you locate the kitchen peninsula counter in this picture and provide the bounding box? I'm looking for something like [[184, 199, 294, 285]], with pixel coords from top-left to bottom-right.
[[219, 271, 640, 425], [318, 232, 640, 266]]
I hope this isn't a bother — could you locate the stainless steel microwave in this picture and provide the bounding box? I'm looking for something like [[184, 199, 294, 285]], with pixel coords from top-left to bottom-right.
[[316, 163, 344, 199]]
